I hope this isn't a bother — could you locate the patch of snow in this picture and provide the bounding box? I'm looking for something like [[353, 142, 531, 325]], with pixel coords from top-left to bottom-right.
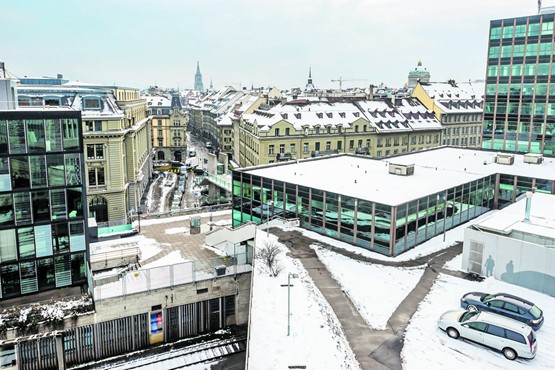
[[141, 250, 188, 269], [165, 227, 188, 235], [444, 254, 463, 272]]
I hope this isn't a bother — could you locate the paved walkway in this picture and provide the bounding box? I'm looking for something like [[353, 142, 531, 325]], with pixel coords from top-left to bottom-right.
[[271, 228, 463, 370], [138, 213, 232, 266]]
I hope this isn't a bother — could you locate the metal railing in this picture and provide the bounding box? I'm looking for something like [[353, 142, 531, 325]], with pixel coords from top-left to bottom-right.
[[93, 252, 253, 301]]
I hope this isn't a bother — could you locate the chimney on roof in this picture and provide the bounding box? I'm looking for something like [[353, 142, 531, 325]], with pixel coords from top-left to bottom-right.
[[448, 79, 457, 87], [57, 74, 63, 79], [524, 189, 535, 222], [368, 84, 375, 101]]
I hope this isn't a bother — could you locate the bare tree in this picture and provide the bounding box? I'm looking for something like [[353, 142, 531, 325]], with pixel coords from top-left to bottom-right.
[[257, 240, 283, 277]]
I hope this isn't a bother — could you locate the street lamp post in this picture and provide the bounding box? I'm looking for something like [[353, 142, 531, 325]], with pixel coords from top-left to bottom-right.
[[287, 272, 299, 336]]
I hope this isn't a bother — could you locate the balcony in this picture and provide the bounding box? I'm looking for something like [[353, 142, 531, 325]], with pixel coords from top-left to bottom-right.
[[311, 150, 339, 157], [276, 152, 294, 162], [355, 147, 369, 155]]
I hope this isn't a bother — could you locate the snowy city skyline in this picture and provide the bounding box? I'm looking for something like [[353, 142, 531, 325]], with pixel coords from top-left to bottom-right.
[[2, 0, 550, 90]]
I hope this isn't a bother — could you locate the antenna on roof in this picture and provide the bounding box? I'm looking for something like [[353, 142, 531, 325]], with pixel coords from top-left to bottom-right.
[[539, 0, 542, 14]]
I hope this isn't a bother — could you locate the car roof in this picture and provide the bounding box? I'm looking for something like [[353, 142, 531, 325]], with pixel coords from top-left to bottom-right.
[[490, 293, 533, 310], [476, 311, 532, 333]]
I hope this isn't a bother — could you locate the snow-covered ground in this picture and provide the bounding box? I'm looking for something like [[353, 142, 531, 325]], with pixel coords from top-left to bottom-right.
[[403, 274, 555, 369], [250, 213, 555, 369], [141, 250, 188, 269], [248, 233, 360, 370]]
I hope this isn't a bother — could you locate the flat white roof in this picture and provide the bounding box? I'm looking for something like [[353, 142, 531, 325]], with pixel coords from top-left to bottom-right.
[[475, 193, 555, 240], [242, 147, 555, 206]]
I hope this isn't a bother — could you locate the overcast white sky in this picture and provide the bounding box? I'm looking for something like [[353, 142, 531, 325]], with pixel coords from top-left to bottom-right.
[[2, 0, 551, 90]]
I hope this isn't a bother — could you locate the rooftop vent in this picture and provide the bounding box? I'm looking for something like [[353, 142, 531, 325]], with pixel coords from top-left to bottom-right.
[[523, 153, 543, 165], [495, 153, 515, 165], [388, 163, 415, 176]]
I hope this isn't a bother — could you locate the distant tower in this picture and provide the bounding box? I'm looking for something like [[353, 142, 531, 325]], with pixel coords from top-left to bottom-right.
[[194, 61, 205, 92], [209, 78, 214, 92], [305, 67, 315, 92]]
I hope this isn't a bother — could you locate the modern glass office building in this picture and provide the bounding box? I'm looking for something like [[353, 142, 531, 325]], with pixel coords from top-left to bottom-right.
[[232, 148, 555, 257], [483, 11, 555, 155], [0, 110, 88, 300]]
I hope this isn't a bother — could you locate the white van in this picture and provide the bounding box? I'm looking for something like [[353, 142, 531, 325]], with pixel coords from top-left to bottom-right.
[[188, 148, 196, 157], [438, 309, 537, 360]]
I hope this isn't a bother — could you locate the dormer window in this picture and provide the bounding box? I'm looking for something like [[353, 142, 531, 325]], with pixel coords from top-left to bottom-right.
[[353, 112, 360, 117], [317, 113, 323, 119], [326, 112, 332, 118], [275, 128, 280, 136], [285, 128, 290, 136], [339, 112, 345, 118], [326, 126, 331, 134], [83, 97, 101, 110], [282, 113, 288, 119], [315, 127, 320, 134], [295, 113, 301, 119], [338, 126, 342, 134], [355, 125, 359, 133]]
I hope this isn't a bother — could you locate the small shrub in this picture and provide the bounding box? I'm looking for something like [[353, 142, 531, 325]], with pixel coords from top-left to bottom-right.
[[257, 240, 283, 277]]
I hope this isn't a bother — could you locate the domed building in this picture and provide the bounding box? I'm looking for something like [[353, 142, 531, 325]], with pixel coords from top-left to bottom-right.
[[407, 61, 430, 88]]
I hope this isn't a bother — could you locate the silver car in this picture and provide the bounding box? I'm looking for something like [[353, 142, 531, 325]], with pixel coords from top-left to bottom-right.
[[438, 309, 537, 360]]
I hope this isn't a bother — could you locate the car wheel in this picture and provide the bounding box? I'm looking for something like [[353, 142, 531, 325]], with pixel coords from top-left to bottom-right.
[[502, 347, 517, 360], [467, 305, 478, 312], [447, 327, 460, 339]]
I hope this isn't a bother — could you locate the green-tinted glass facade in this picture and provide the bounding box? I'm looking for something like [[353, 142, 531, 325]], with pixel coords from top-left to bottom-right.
[[233, 164, 555, 257], [233, 170, 502, 256], [0, 111, 88, 300], [483, 13, 555, 154]]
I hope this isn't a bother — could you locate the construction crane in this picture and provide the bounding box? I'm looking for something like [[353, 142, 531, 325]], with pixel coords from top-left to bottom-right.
[[331, 77, 368, 91]]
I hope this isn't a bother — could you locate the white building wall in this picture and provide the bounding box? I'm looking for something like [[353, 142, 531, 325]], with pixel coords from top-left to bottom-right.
[[463, 228, 555, 296]]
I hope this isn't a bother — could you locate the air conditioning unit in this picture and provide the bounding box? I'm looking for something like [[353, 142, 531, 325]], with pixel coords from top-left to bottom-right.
[[388, 163, 415, 176], [523, 153, 543, 164], [495, 153, 515, 165]]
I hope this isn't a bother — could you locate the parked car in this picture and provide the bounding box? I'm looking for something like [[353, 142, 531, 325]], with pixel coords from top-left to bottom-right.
[[205, 141, 212, 149], [188, 148, 196, 157], [438, 309, 537, 360], [460, 292, 544, 330]]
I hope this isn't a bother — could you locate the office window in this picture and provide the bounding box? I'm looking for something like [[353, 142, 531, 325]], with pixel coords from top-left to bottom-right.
[[386, 138, 391, 147], [268, 145, 274, 155], [411, 136, 416, 145], [419, 135, 424, 144], [86, 144, 104, 160]]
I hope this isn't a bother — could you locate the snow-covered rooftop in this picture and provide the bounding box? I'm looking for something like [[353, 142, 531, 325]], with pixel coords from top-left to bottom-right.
[[474, 193, 555, 240], [145, 96, 171, 107], [241, 147, 555, 206]]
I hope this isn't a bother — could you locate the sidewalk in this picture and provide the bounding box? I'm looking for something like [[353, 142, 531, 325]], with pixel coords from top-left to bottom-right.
[[271, 228, 462, 370]]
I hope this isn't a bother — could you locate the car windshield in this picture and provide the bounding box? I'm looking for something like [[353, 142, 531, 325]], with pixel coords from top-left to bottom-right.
[[481, 294, 495, 302], [529, 305, 542, 319], [459, 311, 478, 322]]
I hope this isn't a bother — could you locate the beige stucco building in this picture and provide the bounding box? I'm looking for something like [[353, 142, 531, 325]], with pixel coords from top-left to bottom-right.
[[237, 97, 444, 167], [412, 81, 484, 148]]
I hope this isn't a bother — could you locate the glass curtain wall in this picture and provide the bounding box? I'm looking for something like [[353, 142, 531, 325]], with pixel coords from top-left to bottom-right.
[[0, 115, 87, 300]]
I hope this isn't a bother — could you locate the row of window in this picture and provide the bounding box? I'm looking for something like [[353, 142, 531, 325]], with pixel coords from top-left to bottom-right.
[[490, 22, 553, 39], [489, 43, 554, 59], [0, 252, 86, 298], [0, 119, 81, 155], [487, 63, 551, 77], [0, 187, 83, 226], [273, 124, 370, 137], [443, 137, 480, 146], [483, 120, 554, 135], [484, 101, 555, 116], [486, 83, 555, 96], [0, 153, 82, 192], [442, 114, 482, 123], [0, 221, 85, 263], [445, 126, 481, 135], [267, 135, 441, 155]]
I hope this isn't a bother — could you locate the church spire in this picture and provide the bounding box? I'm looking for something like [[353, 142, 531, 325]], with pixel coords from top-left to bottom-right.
[[305, 66, 314, 92], [194, 61, 205, 93]]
